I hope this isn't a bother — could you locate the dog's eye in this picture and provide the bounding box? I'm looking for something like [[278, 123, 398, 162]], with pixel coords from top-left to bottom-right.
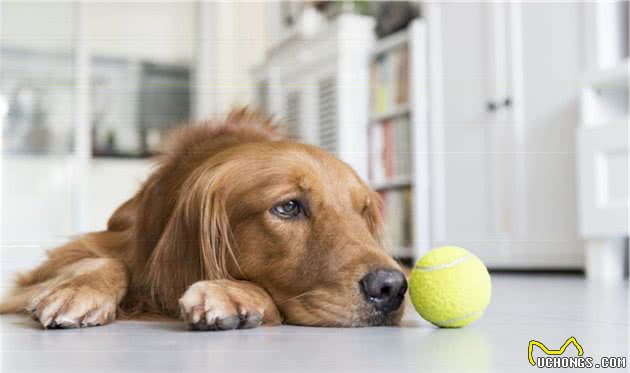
[[271, 200, 303, 219]]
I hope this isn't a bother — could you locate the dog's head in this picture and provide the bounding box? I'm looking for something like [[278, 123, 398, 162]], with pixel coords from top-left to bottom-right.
[[165, 141, 406, 327], [140, 114, 406, 327]]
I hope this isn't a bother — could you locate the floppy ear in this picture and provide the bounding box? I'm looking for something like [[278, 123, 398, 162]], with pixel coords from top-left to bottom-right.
[[143, 167, 238, 313]]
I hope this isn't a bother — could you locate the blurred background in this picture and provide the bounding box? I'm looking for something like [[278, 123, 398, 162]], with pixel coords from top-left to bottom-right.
[[1, 1, 628, 290]]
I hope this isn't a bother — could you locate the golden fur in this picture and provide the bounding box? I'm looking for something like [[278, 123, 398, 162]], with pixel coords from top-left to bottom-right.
[[0, 108, 405, 329]]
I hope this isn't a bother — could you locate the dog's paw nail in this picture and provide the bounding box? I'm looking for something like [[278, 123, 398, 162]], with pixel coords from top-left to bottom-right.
[[190, 322, 212, 331], [217, 315, 240, 330], [189, 322, 201, 331], [189, 305, 205, 324], [241, 311, 263, 329]]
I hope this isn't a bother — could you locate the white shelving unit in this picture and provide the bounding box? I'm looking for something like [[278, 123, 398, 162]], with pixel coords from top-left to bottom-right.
[[367, 19, 430, 262], [369, 104, 410, 123], [578, 58, 629, 282], [252, 14, 375, 180]]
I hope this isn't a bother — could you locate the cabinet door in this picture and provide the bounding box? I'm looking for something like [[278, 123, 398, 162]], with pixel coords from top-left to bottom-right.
[[504, 2, 584, 268], [426, 2, 501, 263], [577, 123, 629, 237]]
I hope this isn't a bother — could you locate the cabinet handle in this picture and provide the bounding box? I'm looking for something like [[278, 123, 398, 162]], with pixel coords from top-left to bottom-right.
[[487, 97, 512, 112]]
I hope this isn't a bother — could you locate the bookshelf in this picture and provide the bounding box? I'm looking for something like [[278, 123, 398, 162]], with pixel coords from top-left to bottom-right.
[[369, 104, 410, 123], [368, 19, 430, 262]]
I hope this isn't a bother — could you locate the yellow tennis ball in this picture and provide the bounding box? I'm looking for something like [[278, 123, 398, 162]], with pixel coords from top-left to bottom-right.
[[409, 246, 491, 328]]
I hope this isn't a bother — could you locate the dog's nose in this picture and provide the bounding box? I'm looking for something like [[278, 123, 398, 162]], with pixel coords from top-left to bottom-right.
[[359, 269, 407, 312]]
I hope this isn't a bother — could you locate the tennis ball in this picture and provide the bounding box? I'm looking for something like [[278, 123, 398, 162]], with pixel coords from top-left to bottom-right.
[[409, 246, 491, 328]]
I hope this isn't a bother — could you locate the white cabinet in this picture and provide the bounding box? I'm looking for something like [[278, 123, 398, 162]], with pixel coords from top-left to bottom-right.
[[577, 1, 629, 282], [578, 60, 629, 281], [425, 2, 586, 268]]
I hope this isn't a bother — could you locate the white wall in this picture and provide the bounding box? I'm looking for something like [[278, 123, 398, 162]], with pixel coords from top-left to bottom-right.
[[196, 2, 270, 117], [2, 2, 196, 65], [84, 2, 196, 65], [1, 2, 75, 51]]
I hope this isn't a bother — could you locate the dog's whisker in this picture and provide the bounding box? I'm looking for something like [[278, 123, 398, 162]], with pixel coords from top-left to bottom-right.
[[310, 304, 353, 326], [277, 290, 329, 305]]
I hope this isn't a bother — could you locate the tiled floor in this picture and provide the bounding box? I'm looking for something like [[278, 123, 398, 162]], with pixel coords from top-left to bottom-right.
[[1, 274, 628, 372]]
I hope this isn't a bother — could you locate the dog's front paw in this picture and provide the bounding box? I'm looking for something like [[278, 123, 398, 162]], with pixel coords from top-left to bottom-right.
[[178, 280, 275, 331], [28, 286, 116, 329]]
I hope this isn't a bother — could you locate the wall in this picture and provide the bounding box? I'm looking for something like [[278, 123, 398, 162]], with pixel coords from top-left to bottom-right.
[[1, 2, 75, 52], [2, 2, 195, 64], [196, 2, 270, 117], [84, 2, 196, 65]]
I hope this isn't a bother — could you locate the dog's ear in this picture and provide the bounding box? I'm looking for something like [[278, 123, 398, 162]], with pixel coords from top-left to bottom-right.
[[144, 166, 238, 313]]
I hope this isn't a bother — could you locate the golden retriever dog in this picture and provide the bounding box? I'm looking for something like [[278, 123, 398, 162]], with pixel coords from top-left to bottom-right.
[[0, 108, 407, 330]]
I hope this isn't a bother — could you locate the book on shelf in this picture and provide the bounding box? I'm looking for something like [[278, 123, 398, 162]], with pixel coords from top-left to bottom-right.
[[370, 45, 409, 115], [369, 116, 412, 186], [369, 36, 414, 259], [379, 188, 414, 258]]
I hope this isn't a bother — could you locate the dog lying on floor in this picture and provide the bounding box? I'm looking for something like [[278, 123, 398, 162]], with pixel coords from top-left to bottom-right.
[[0, 108, 407, 330]]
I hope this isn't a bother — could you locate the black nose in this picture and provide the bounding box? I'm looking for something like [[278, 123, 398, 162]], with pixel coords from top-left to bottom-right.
[[359, 269, 407, 312]]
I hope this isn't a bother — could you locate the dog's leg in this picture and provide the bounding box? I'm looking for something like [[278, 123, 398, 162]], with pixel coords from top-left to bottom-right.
[[3, 250, 129, 329], [27, 257, 128, 328], [178, 280, 282, 331]]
